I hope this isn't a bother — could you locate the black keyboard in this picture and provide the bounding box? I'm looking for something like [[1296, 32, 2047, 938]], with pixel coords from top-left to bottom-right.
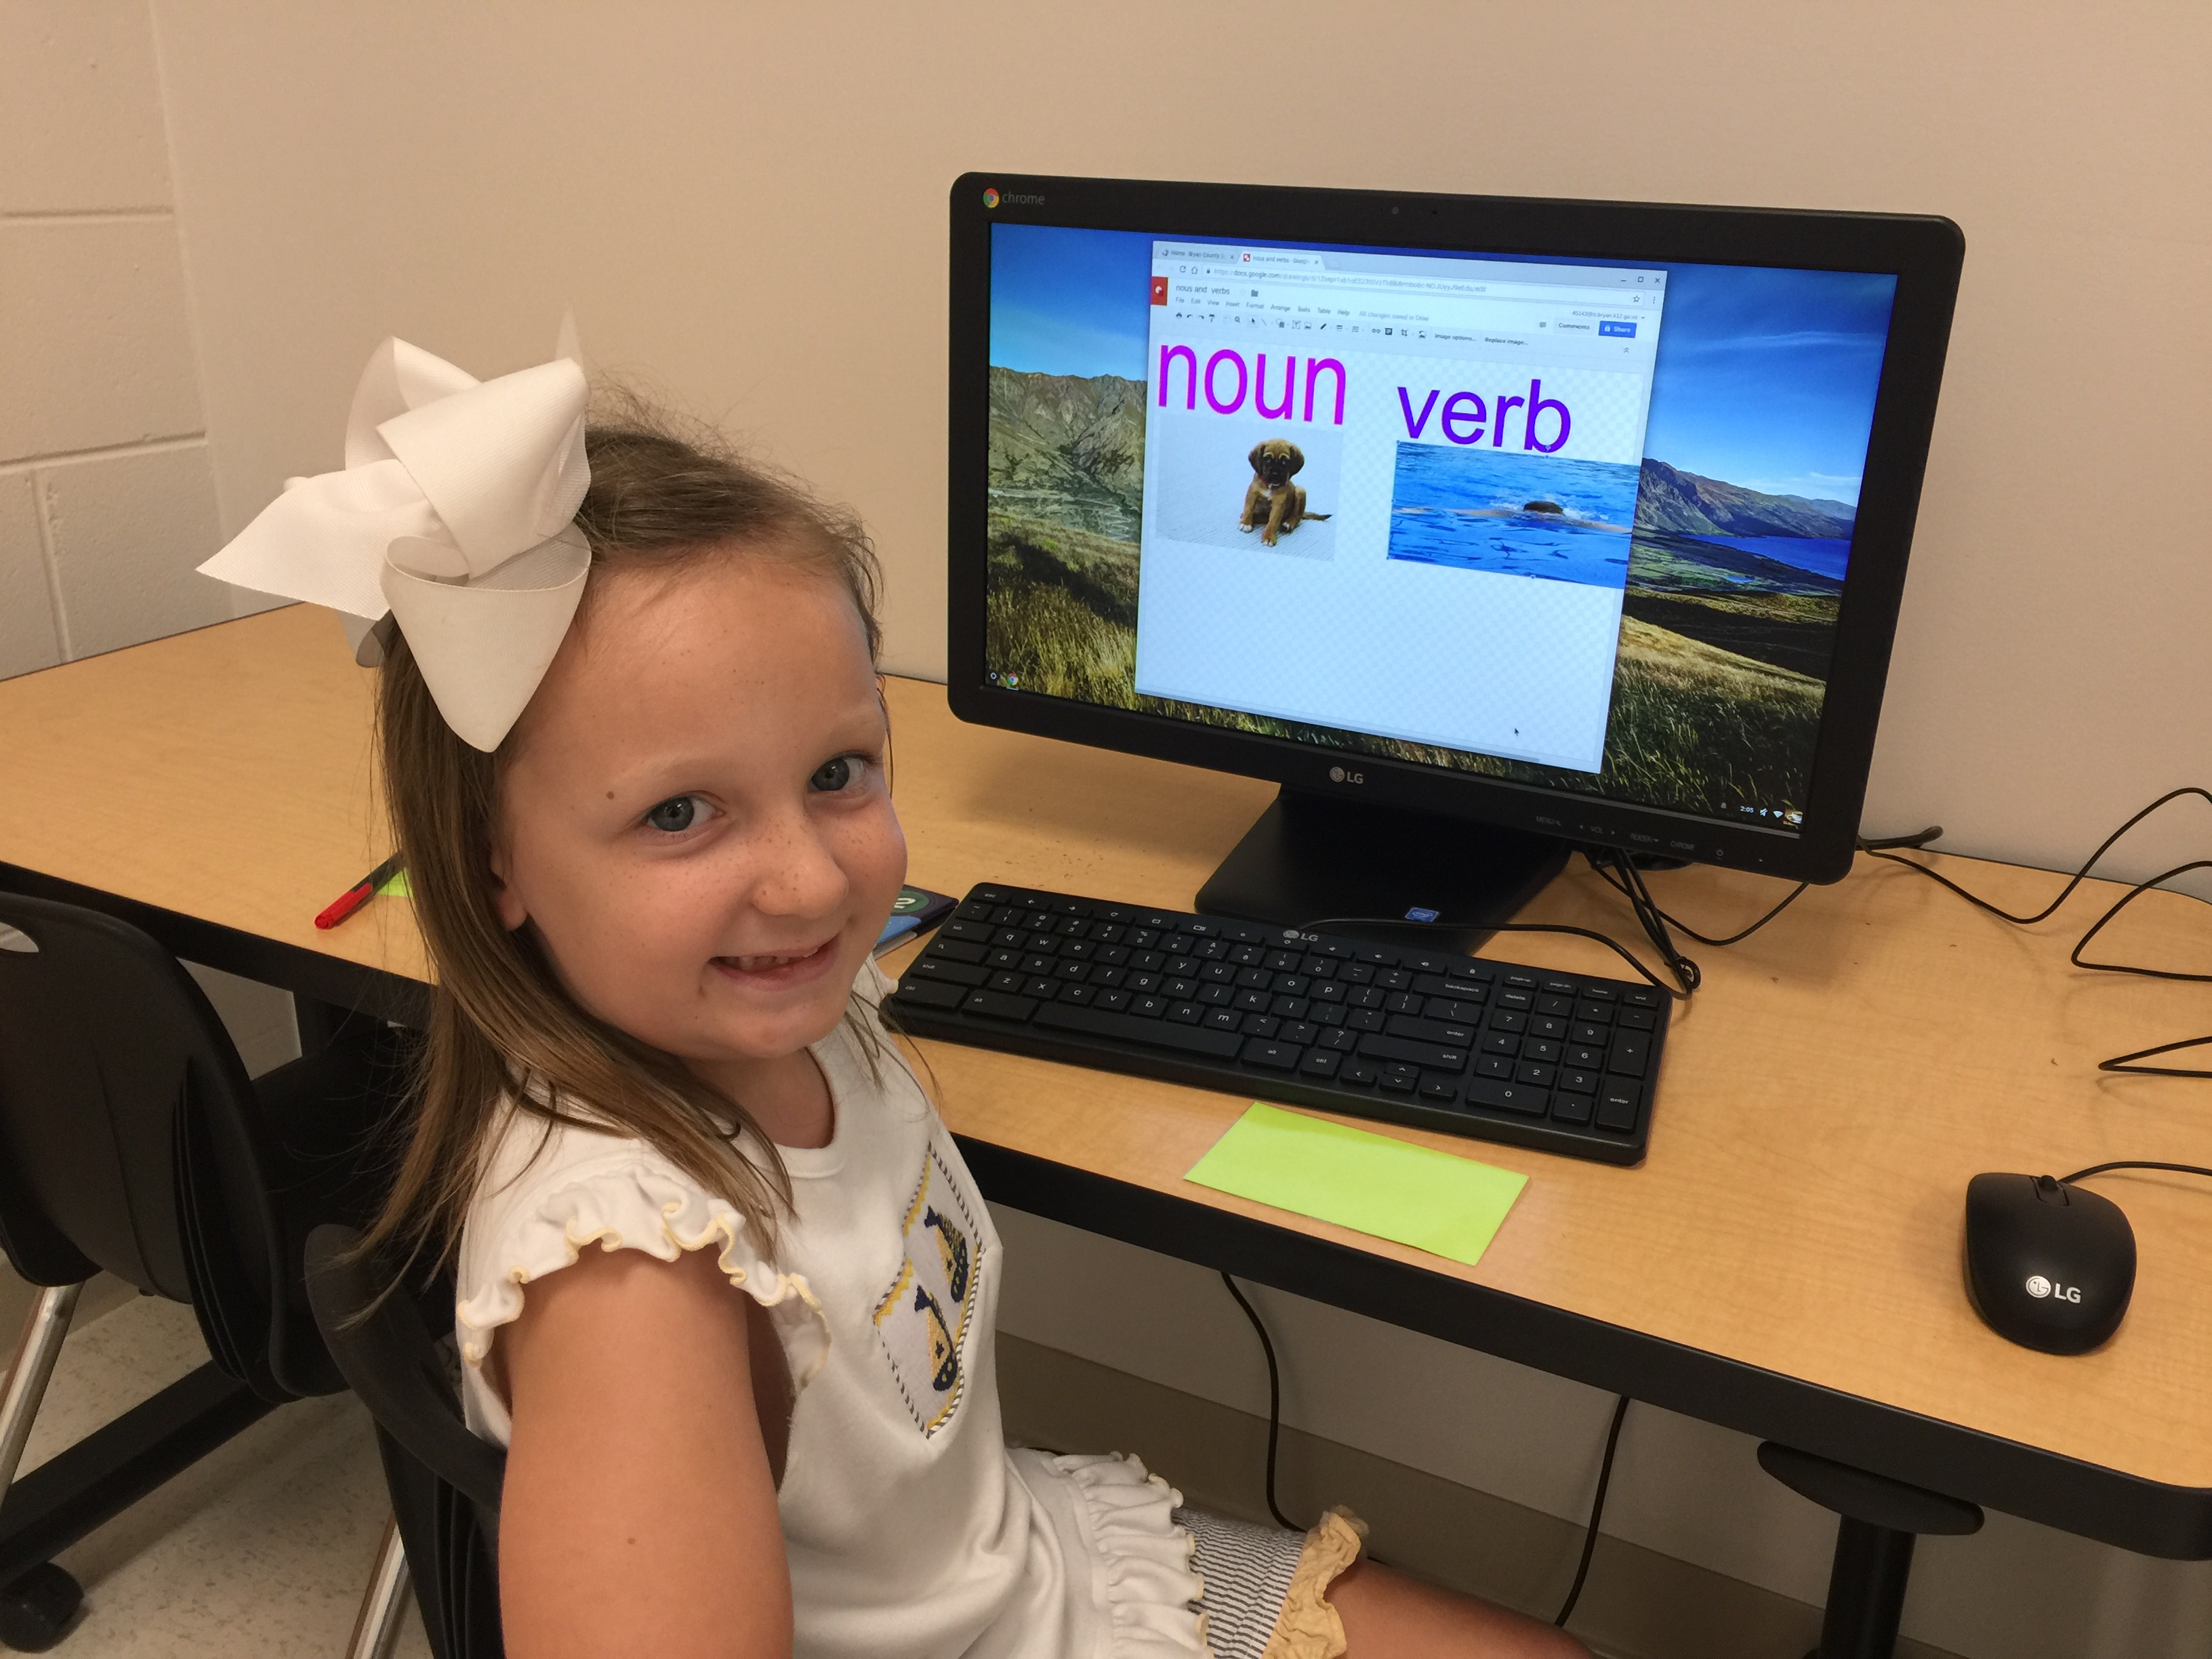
[[883, 882, 1668, 1166]]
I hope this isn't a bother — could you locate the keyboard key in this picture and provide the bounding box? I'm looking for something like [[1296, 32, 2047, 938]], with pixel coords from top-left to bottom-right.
[[1359, 1034, 1469, 1070], [1299, 1050, 1343, 1078], [1419, 1076, 1459, 1102], [962, 989, 1038, 1021], [893, 979, 968, 1010], [1387, 1014, 1477, 1046], [1023, 977, 1057, 999], [1619, 1006, 1659, 1031], [1378, 1068, 1419, 1094], [1475, 1055, 1513, 1079], [1206, 1009, 1241, 1033], [1553, 1093, 1595, 1125], [941, 918, 994, 943], [1600, 1079, 1642, 1118], [1199, 983, 1233, 1006], [1574, 1000, 1614, 1025], [1282, 1022, 1320, 1046], [1467, 1078, 1548, 1115], [1342, 1061, 1379, 1086], [1269, 996, 1311, 1019], [1559, 1068, 1600, 1094], [1488, 1010, 1528, 1033], [934, 939, 988, 964], [1517, 1062, 1555, 1086], [1609, 1033, 1652, 1077], [1240, 1014, 1279, 1038], [1242, 1039, 1303, 1071], [1320, 1027, 1359, 1051], [1481, 1033, 1521, 1057], [1234, 989, 1271, 1012], [1538, 994, 1575, 1017], [989, 971, 1025, 993], [1059, 984, 1096, 1005], [911, 958, 989, 987], [1570, 1022, 1608, 1046], [1523, 1039, 1561, 1063], [1530, 1015, 1568, 1040], [1131, 994, 1168, 1018], [1098, 988, 1131, 1011], [1566, 1044, 1605, 1069], [1168, 1002, 1204, 1025], [1035, 1002, 1244, 1058], [1597, 1094, 1639, 1132], [1498, 988, 1534, 1010]]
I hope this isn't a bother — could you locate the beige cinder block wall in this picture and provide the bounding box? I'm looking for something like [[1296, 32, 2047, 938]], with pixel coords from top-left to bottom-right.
[[0, 0, 251, 679]]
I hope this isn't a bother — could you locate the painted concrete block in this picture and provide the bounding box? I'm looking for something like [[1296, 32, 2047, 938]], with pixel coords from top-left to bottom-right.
[[0, 470, 64, 678], [0, 0, 173, 213], [0, 219, 203, 462], [41, 443, 230, 658]]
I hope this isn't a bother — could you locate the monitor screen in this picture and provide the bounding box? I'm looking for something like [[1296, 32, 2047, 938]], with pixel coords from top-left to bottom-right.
[[951, 178, 1961, 889]]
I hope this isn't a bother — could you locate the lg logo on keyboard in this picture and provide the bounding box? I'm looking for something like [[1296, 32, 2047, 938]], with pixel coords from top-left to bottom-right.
[[2025, 1275, 2082, 1303], [1328, 766, 1364, 785]]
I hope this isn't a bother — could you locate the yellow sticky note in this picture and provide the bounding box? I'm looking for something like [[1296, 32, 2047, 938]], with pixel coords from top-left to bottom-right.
[[1185, 1103, 1527, 1267]]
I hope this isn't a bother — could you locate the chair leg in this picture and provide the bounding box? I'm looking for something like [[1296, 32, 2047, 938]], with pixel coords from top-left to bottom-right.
[[0, 1285, 82, 1501], [346, 1513, 411, 1659]]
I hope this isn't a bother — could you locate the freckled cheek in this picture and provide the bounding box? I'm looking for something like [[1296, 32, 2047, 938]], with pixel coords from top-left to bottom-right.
[[836, 802, 909, 922]]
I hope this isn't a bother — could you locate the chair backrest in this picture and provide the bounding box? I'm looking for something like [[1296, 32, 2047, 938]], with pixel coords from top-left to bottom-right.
[[306, 1224, 505, 1659], [0, 892, 405, 1402], [0, 895, 266, 1303]]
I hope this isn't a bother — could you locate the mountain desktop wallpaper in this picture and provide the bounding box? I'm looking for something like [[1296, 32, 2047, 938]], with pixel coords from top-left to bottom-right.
[[982, 226, 1894, 823]]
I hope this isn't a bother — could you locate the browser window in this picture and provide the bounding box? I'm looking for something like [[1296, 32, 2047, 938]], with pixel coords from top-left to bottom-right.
[[1134, 242, 1668, 773]]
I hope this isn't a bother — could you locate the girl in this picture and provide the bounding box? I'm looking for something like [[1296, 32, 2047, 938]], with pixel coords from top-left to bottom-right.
[[224, 342, 1589, 1659]]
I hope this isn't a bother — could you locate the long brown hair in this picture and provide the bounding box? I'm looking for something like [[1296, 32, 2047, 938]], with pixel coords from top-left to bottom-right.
[[360, 405, 884, 1278]]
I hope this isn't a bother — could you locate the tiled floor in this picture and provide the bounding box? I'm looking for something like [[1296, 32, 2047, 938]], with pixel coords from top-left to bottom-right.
[[16, 1294, 428, 1658]]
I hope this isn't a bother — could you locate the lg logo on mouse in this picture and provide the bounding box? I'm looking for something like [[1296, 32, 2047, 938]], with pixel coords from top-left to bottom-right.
[[2024, 1274, 2082, 1304]]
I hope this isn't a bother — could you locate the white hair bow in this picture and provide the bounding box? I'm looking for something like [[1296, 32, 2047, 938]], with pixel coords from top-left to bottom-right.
[[199, 327, 592, 752]]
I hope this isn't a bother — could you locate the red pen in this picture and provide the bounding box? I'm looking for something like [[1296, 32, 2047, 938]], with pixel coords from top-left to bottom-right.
[[315, 853, 404, 930]]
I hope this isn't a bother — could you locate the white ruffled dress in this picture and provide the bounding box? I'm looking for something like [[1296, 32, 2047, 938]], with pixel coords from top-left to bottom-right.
[[453, 964, 1208, 1659]]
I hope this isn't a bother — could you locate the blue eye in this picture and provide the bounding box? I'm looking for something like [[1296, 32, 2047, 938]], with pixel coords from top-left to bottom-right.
[[644, 796, 699, 833], [811, 756, 861, 793]]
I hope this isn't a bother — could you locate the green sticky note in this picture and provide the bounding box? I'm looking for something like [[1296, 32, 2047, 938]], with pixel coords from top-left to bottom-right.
[[375, 869, 411, 899], [1185, 1103, 1528, 1267]]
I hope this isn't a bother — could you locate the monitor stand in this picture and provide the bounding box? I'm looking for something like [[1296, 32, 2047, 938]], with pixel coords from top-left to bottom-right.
[[1194, 787, 1570, 947]]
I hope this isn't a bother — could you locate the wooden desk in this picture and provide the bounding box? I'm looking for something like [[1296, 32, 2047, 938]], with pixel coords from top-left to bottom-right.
[[6, 605, 2210, 1557]]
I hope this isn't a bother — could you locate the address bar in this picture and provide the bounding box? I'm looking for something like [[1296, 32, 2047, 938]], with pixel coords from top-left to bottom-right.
[[1186, 266, 1628, 306]]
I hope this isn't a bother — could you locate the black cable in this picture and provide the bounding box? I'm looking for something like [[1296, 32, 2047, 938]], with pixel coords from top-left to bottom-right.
[[2099, 1034, 2212, 1080], [1555, 1395, 1631, 1628], [1586, 851, 1811, 948], [1858, 786, 2212, 926], [2060, 1160, 2212, 1186], [1859, 790, 2212, 1079], [1221, 1273, 1297, 1531]]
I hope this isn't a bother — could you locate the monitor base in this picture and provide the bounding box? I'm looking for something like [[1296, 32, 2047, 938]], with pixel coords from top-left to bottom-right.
[[1195, 788, 1571, 947]]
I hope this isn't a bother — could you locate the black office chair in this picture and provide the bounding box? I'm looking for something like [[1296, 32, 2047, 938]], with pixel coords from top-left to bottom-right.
[[306, 1223, 505, 1659], [1759, 1441, 1983, 1659], [0, 893, 409, 1651]]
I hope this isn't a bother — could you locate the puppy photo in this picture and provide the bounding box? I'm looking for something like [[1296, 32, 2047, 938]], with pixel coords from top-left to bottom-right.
[[1240, 439, 1332, 547]]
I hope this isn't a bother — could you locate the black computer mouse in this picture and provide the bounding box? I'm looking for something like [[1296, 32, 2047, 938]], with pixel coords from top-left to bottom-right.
[[1963, 1172, 2136, 1354]]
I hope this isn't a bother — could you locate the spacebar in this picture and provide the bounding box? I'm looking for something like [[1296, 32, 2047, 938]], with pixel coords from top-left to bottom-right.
[[1033, 1004, 1246, 1059]]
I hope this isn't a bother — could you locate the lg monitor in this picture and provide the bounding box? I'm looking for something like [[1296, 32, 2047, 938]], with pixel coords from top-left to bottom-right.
[[947, 172, 1963, 933]]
